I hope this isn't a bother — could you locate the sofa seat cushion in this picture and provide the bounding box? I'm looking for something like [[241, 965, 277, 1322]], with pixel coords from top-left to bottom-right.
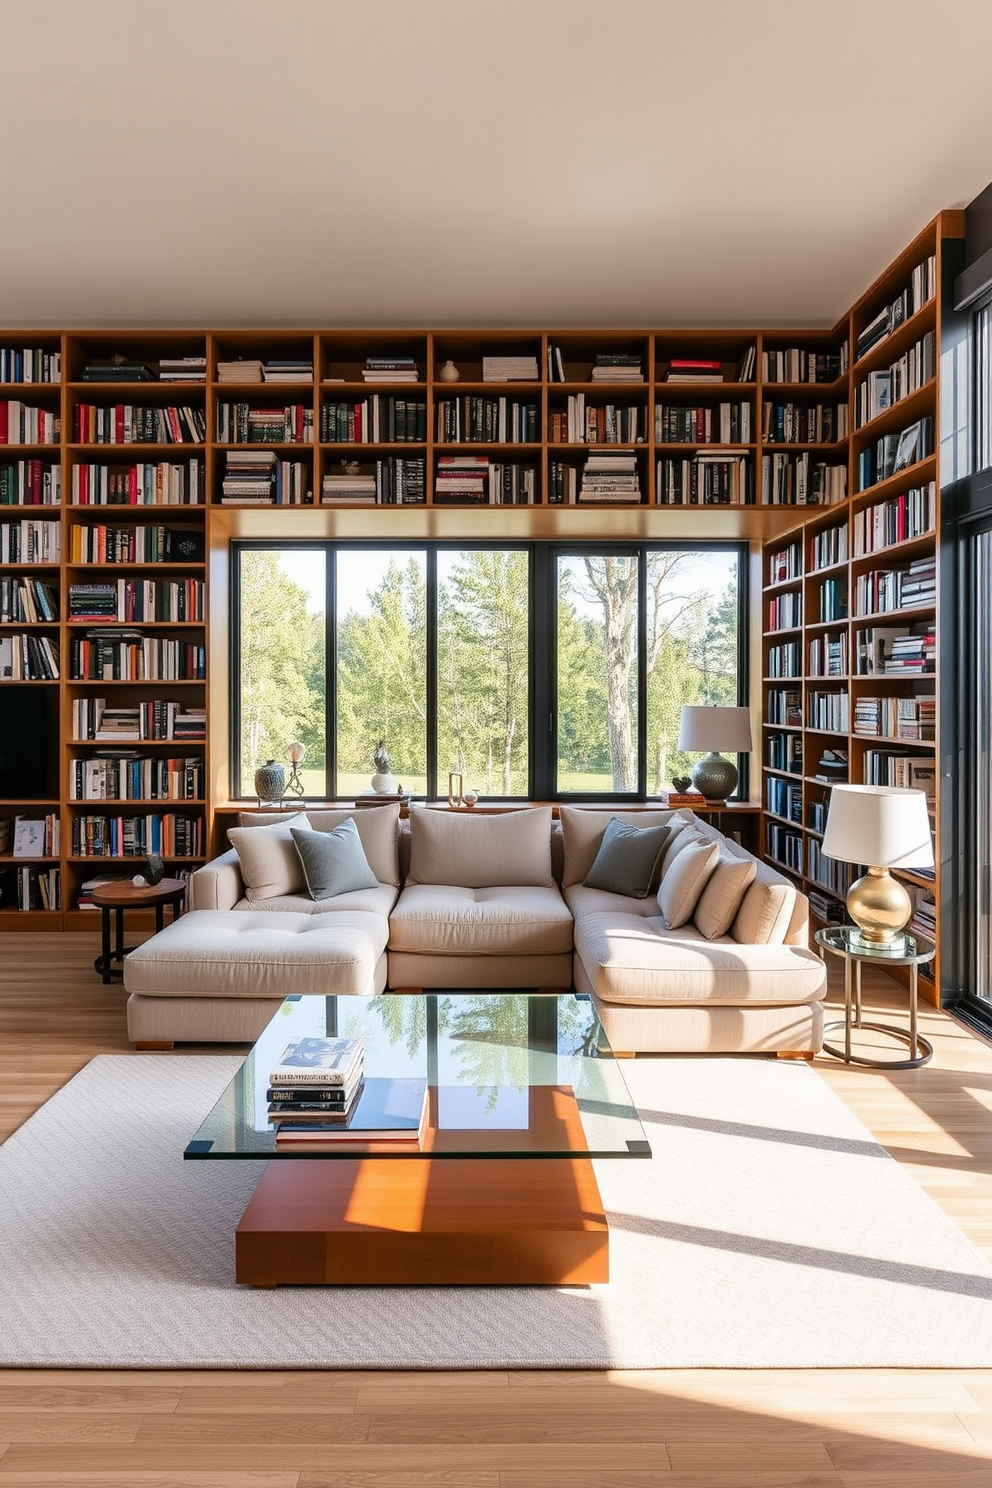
[[123, 910, 387, 999], [564, 882, 659, 920], [389, 884, 574, 957], [237, 883, 398, 918], [573, 912, 826, 1006]]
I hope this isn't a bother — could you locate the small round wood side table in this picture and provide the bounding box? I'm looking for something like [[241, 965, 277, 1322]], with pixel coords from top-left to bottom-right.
[[90, 878, 187, 984]]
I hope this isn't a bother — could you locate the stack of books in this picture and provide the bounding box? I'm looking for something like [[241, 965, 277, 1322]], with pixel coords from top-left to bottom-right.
[[262, 359, 313, 383], [321, 468, 377, 503], [664, 359, 723, 383], [363, 356, 418, 383], [221, 450, 276, 503], [216, 359, 263, 383], [268, 1035, 428, 1149], [434, 454, 490, 503], [578, 452, 641, 503], [590, 352, 643, 382], [482, 354, 538, 382], [158, 356, 207, 383], [80, 360, 155, 382]]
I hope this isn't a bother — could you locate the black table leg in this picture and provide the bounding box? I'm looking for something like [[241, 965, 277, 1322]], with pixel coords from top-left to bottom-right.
[[95, 906, 113, 984], [155, 903, 165, 934]]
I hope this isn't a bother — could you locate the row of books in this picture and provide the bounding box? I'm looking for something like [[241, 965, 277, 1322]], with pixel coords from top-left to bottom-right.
[[807, 690, 849, 733], [767, 541, 802, 584], [69, 523, 204, 565], [854, 623, 935, 675], [767, 591, 802, 630], [767, 688, 801, 727], [546, 348, 646, 383], [215, 403, 314, 444], [761, 402, 848, 445], [656, 453, 748, 506], [546, 395, 644, 446], [437, 396, 540, 444], [808, 631, 848, 678], [80, 357, 209, 384], [71, 697, 206, 742], [854, 556, 936, 615], [855, 255, 936, 361], [761, 453, 847, 506], [71, 459, 204, 506], [0, 576, 58, 623], [662, 351, 756, 383], [267, 1036, 428, 1148], [0, 517, 60, 563], [766, 732, 803, 773], [766, 639, 801, 678], [72, 404, 207, 446], [862, 750, 936, 802], [809, 524, 848, 571], [853, 695, 935, 741], [817, 576, 846, 623], [0, 458, 61, 506], [852, 484, 936, 556], [654, 402, 752, 445], [71, 813, 204, 859], [0, 631, 59, 679], [806, 840, 855, 895], [69, 754, 205, 802], [362, 356, 419, 384], [0, 402, 60, 445], [761, 347, 847, 384], [68, 632, 206, 682], [0, 347, 61, 383], [579, 452, 642, 503], [856, 417, 933, 491], [67, 579, 204, 624], [0, 865, 61, 911], [432, 455, 537, 505], [220, 453, 311, 505], [320, 397, 427, 444], [321, 457, 426, 505], [766, 822, 803, 875], [766, 777, 802, 823], [854, 332, 935, 428], [481, 355, 538, 383]]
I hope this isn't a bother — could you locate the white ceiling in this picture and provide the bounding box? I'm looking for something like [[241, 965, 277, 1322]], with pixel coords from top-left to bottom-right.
[[4, 0, 992, 329]]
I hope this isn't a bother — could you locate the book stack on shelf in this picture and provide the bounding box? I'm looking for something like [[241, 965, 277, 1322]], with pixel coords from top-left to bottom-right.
[[579, 452, 641, 503], [158, 356, 207, 383], [762, 403, 848, 443], [216, 359, 263, 383], [363, 356, 418, 384], [80, 358, 155, 382], [321, 467, 377, 503], [663, 359, 722, 383], [220, 451, 277, 503], [434, 455, 491, 504], [481, 354, 538, 382], [262, 358, 313, 383], [761, 452, 847, 507], [590, 352, 643, 382]]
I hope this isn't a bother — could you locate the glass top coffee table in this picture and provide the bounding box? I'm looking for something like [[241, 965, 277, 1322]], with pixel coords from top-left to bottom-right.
[[185, 992, 649, 1287]]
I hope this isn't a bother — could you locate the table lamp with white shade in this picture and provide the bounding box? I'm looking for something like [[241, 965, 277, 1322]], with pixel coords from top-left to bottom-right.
[[676, 705, 752, 801], [821, 784, 934, 946]]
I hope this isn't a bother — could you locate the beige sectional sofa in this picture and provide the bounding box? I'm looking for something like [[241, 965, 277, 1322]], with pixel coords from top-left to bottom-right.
[[123, 801, 826, 1054]]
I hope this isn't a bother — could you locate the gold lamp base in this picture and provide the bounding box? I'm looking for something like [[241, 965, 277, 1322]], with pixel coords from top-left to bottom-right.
[[846, 865, 913, 946]]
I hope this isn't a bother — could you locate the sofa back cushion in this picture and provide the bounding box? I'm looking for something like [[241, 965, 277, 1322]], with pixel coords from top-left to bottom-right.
[[407, 806, 554, 888], [228, 812, 311, 902], [657, 838, 720, 928], [304, 804, 401, 887], [291, 820, 379, 899], [692, 849, 757, 940], [559, 806, 685, 888], [731, 862, 798, 945]]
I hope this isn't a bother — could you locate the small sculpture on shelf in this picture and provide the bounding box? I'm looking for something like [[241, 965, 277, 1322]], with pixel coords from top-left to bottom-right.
[[438, 359, 460, 383], [283, 741, 307, 799], [371, 739, 396, 795], [254, 758, 286, 806]]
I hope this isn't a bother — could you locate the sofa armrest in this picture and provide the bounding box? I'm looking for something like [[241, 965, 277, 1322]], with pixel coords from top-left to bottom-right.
[[190, 849, 244, 911]]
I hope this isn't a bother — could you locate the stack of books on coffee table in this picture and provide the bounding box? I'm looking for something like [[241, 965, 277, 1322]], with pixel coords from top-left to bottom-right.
[[267, 1035, 427, 1148]]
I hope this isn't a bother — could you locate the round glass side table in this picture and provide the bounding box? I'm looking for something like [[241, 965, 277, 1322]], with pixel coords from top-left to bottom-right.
[[814, 925, 935, 1068]]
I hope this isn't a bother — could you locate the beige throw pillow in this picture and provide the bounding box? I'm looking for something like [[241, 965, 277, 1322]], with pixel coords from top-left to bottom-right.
[[732, 874, 797, 945], [657, 824, 707, 881], [692, 850, 757, 939], [657, 839, 720, 928], [227, 812, 311, 902], [408, 806, 554, 888]]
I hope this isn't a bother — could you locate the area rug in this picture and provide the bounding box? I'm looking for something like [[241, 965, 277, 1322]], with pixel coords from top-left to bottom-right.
[[2, 1054, 991, 1369]]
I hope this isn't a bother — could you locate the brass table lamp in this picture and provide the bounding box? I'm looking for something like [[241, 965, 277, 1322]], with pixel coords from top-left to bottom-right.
[[821, 784, 934, 946]]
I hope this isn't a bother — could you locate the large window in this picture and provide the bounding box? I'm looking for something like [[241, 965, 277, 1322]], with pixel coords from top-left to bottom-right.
[[234, 541, 745, 801]]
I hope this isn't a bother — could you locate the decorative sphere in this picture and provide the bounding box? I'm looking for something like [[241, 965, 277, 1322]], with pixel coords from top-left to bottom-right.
[[286, 740, 306, 764], [462, 790, 479, 808]]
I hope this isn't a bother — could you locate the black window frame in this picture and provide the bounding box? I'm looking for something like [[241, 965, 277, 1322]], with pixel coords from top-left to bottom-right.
[[231, 538, 749, 804]]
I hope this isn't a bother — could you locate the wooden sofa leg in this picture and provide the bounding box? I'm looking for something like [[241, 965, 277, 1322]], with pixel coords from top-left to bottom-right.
[[612, 1051, 636, 1060], [134, 1040, 174, 1051], [777, 1050, 815, 1061]]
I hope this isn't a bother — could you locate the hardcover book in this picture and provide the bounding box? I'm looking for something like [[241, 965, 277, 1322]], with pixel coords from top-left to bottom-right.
[[269, 1035, 364, 1086]]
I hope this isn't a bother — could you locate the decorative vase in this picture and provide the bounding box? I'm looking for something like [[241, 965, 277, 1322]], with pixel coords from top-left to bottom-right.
[[371, 771, 396, 794], [438, 359, 460, 383], [254, 759, 286, 804]]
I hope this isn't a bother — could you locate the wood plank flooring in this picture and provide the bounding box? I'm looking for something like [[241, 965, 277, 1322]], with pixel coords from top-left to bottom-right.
[[1, 933, 991, 1485]]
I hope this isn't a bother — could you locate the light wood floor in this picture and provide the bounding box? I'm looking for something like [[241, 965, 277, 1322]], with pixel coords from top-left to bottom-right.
[[1, 933, 992, 1486]]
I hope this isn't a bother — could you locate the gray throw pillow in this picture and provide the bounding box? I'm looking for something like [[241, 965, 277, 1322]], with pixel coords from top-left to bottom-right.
[[290, 820, 378, 899], [583, 816, 672, 898]]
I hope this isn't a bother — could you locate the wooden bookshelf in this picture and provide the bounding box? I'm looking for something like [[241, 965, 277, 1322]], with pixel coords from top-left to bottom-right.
[[759, 209, 965, 1005], [0, 211, 964, 944]]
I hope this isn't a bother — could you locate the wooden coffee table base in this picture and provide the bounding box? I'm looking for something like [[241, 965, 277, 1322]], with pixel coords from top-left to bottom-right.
[[236, 1156, 609, 1287]]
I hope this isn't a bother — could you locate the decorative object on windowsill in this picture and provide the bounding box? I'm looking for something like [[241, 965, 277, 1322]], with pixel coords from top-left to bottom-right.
[[821, 784, 934, 947], [438, 359, 460, 383], [254, 759, 286, 806], [672, 774, 693, 793], [448, 772, 463, 807], [371, 739, 396, 795], [462, 789, 479, 808], [283, 741, 306, 799], [677, 705, 753, 802]]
